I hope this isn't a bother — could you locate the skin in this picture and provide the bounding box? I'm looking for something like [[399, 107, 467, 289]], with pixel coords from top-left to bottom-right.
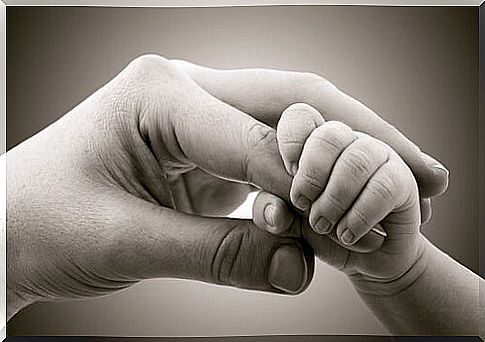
[[7, 55, 314, 320], [7, 55, 449, 323], [252, 104, 480, 334], [171, 60, 448, 222]]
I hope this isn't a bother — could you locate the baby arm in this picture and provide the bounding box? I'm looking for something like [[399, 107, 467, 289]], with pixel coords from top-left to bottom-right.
[[270, 103, 480, 334]]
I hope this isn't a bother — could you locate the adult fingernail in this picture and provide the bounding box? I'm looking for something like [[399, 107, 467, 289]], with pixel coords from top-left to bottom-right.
[[420, 198, 432, 225], [296, 195, 311, 210], [268, 245, 307, 294], [422, 153, 449, 177], [433, 164, 449, 175], [313, 216, 331, 234], [289, 163, 298, 176], [340, 229, 355, 245], [420, 153, 449, 197]]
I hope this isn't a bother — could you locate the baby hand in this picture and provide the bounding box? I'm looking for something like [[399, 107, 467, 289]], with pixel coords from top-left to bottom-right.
[[276, 103, 423, 295]]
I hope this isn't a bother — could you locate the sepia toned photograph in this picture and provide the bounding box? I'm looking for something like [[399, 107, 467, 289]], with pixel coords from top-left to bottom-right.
[[3, 1, 483, 340]]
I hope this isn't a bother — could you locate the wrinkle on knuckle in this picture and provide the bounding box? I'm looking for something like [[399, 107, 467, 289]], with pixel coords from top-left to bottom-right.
[[244, 123, 277, 181], [311, 124, 352, 153], [299, 169, 324, 191], [211, 224, 247, 285], [278, 120, 315, 144], [349, 206, 373, 230], [324, 191, 347, 213], [248, 123, 277, 149], [341, 148, 372, 177], [326, 185, 349, 207], [276, 124, 293, 142], [310, 133, 342, 154], [368, 175, 395, 202]]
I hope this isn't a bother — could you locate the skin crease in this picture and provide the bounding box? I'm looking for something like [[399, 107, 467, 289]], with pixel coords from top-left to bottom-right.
[[7, 55, 451, 330], [275, 108, 424, 289], [252, 106, 480, 334], [7, 55, 313, 319], [171, 60, 449, 214]]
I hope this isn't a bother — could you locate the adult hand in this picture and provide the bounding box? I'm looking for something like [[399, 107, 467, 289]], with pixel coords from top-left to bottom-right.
[[172, 60, 448, 224], [7, 54, 449, 322], [7, 55, 314, 321]]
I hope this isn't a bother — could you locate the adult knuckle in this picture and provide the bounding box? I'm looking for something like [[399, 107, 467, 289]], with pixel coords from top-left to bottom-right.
[[297, 72, 337, 97], [129, 54, 167, 71], [302, 72, 324, 84], [291, 72, 322, 91], [247, 123, 277, 150], [244, 123, 277, 181], [300, 72, 332, 89], [170, 58, 192, 69], [126, 54, 182, 83]]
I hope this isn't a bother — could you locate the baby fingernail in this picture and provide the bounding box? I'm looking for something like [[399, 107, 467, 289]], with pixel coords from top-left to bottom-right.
[[296, 195, 311, 210], [314, 216, 331, 234], [341, 229, 355, 245], [268, 245, 307, 294]]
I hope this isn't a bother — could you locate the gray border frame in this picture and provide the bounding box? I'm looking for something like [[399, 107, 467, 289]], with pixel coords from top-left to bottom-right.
[[0, 0, 483, 6], [1, 1, 482, 341]]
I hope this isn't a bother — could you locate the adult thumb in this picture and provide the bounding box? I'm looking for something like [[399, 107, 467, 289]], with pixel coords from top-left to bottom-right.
[[105, 194, 314, 295]]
